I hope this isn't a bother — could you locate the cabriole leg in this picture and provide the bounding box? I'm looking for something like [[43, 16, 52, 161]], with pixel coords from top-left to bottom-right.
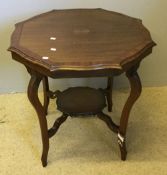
[[27, 69, 49, 167], [118, 66, 142, 160]]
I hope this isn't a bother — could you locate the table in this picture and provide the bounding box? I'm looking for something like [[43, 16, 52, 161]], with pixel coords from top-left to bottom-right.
[[8, 9, 156, 167]]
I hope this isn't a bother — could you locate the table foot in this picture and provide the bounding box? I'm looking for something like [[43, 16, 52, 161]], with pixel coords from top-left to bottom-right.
[[120, 147, 127, 161], [118, 66, 142, 160], [41, 155, 48, 167], [27, 69, 49, 167]]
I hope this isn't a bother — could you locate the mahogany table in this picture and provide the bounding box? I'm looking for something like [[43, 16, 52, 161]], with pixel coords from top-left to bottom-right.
[[8, 9, 156, 167]]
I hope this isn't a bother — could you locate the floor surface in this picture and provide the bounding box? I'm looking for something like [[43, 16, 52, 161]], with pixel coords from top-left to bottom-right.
[[0, 87, 167, 175]]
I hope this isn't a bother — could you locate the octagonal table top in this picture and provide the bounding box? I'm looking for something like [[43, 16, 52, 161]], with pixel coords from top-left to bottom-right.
[[8, 9, 156, 72]]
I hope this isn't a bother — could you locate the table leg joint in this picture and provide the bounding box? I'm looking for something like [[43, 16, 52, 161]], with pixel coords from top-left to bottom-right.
[[46, 90, 61, 99]]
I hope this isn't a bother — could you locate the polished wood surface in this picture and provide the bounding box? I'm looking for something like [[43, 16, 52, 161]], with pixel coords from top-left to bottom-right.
[[8, 9, 156, 167], [118, 64, 142, 160], [42, 76, 49, 115], [56, 87, 106, 115], [8, 9, 155, 72], [53, 86, 118, 134], [27, 69, 49, 167], [106, 77, 113, 112]]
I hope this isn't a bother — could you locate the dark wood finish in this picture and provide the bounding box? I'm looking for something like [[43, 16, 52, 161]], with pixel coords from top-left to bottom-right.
[[55, 87, 118, 134], [56, 87, 106, 115], [97, 112, 118, 133], [8, 9, 156, 167], [42, 76, 49, 115], [27, 69, 49, 167], [48, 114, 68, 138], [8, 9, 155, 73], [106, 77, 113, 112], [118, 64, 142, 160]]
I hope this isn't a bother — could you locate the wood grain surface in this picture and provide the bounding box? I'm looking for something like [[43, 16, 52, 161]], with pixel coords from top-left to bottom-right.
[[8, 9, 156, 72]]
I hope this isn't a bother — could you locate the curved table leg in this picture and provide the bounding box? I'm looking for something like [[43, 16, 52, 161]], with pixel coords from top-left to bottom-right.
[[42, 76, 50, 115], [106, 77, 113, 112], [118, 67, 142, 160], [27, 71, 49, 167]]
